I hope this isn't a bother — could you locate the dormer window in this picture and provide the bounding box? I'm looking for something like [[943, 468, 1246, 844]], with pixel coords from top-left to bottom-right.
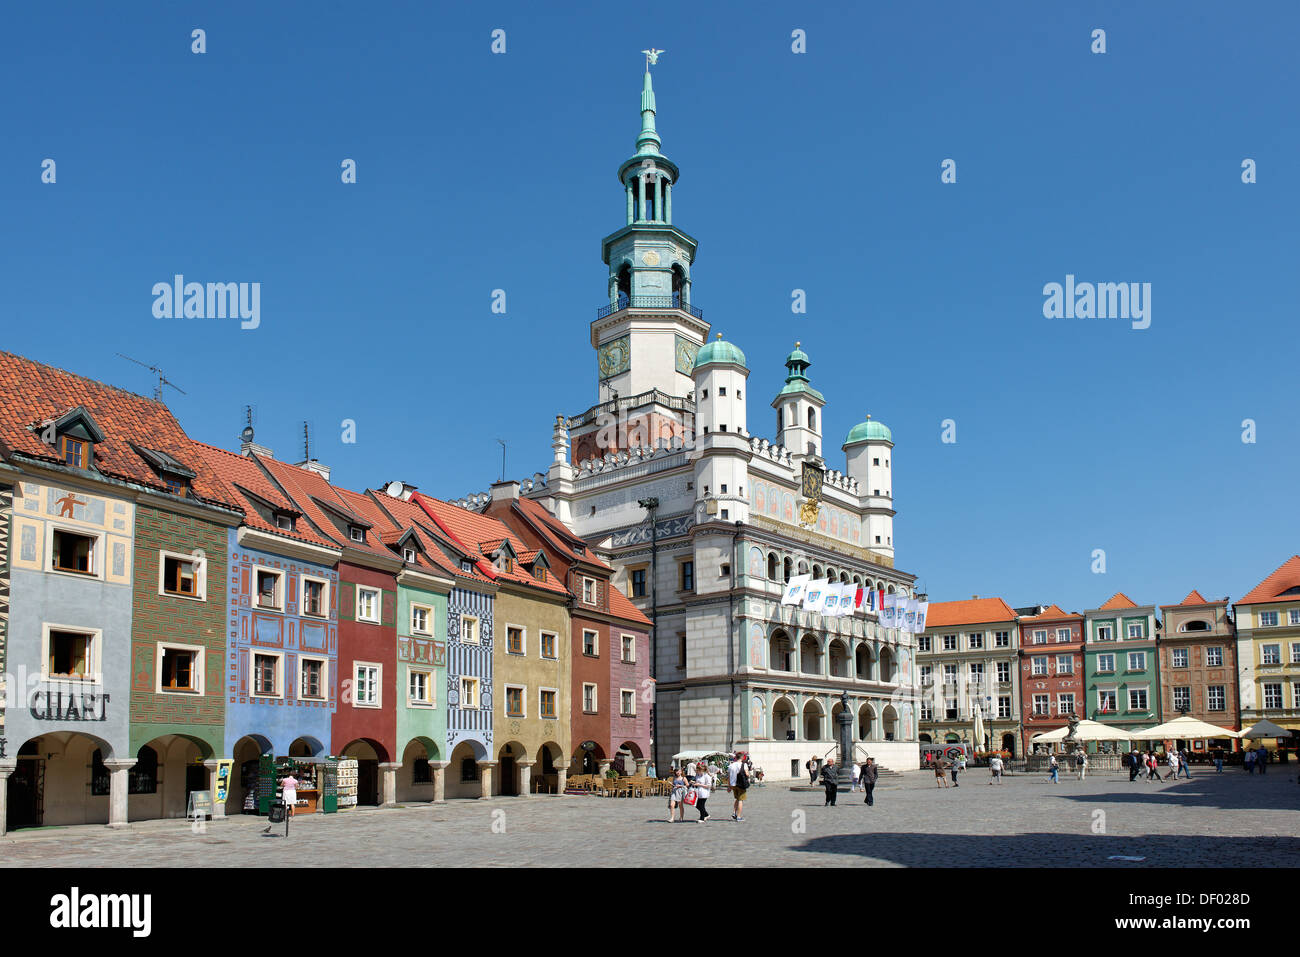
[[403, 547, 416, 563], [461, 560, 473, 573], [349, 526, 364, 543], [275, 513, 294, 531], [163, 476, 189, 497], [59, 436, 88, 469]]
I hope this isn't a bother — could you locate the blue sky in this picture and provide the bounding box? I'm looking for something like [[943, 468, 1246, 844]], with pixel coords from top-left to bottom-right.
[[2, 1, 1296, 612]]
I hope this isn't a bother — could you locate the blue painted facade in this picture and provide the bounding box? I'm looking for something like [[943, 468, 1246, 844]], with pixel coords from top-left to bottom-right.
[[445, 584, 493, 760], [224, 530, 339, 756]]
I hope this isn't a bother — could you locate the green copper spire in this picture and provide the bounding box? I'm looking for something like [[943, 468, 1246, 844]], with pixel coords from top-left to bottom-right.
[[636, 65, 662, 157]]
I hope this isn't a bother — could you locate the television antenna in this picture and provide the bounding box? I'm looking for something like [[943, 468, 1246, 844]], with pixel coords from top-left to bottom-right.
[[117, 353, 187, 402]]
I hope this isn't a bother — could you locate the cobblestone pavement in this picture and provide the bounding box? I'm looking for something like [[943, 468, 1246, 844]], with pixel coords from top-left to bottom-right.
[[3, 768, 1297, 867]]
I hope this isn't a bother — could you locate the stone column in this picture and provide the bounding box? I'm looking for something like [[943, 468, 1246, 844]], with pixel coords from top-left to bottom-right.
[[104, 759, 136, 828], [555, 765, 568, 794], [517, 760, 535, 797], [203, 759, 227, 818], [379, 762, 401, 807], [626, 182, 634, 224], [478, 761, 497, 799], [430, 761, 449, 803], [654, 175, 663, 223], [0, 764, 13, 837], [665, 181, 672, 224], [638, 176, 647, 223]]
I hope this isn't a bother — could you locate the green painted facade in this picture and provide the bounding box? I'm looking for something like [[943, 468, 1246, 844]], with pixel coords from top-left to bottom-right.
[[394, 578, 449, 770], [1083, 603, 1161, 745]]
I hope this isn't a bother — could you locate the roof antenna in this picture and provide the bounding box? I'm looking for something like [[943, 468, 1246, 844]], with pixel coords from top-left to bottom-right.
[[303, 421, 311, 462], [117, 353, 187, 403], [497, 439, 506, 482], [240, 405, 255, 446]]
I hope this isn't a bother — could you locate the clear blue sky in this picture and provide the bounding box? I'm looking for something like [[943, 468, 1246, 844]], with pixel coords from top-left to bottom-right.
[[2, 1, 1296, 613]]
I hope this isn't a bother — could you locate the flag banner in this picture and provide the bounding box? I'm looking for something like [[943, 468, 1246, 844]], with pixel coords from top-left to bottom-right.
[[802, 579, 829, 613], [914, 601, 929, 633], [902, 598, 918, 634], [854, 586, 864, 610], [824, 582, 846, 617], [881, 594, 897, 628], [782, 574, 810, 606], [837, 583, 856, 616]]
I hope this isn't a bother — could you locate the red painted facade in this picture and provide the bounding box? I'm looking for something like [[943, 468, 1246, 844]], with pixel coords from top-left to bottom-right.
[[332, 560, 399, 774], [1018, 605, 1085, 755]]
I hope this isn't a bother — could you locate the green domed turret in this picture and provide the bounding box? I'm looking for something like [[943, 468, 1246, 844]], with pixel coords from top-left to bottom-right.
[[845, 414, 892, 445], [694, 333, 747, 370]]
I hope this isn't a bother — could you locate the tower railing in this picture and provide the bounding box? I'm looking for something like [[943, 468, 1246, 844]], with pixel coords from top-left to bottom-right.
[[596, 296, 704, 320]]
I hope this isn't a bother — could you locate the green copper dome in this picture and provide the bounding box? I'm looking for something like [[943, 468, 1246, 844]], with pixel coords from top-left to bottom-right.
[[695, 333, 746, 369], [845, 415, 892, 445], [785, 345, 809, 366]]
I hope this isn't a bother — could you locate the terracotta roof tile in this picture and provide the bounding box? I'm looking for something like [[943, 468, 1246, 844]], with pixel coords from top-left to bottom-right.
[[193, 442, 337, 548], [1238, 556, 1300, 605], [1161, 589, 1224, 609], [1021, 603, 1081, 621], [609, 585, 652, 627], [515, 497, 611, 570], [414, 496, 569, 596], [927, 597, 1018, 628], [363, 492, 488, 582], [0, 351, 240, 509], [257, 457, 395, 560], [1098, 592, 1139, 610]]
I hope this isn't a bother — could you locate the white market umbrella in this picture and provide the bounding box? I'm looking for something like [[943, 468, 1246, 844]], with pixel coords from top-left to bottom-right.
[[1239, 719, 1294, 741], [972, 707, 986, 750], [1126, 715, 1239, 740], [1030, 719, 1133, 743]]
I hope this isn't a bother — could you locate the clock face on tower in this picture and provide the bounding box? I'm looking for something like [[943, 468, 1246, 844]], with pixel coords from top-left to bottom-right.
[[674, 336, 699, 375], [598, 335, 630, 378]]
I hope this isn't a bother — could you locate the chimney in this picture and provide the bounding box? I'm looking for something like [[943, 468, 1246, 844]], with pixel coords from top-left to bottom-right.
[[238, 425, 273, 459], [971, 595, 979, 599], [491, 479, 521, 502], [383, 481, 417, 501], [296, 459, 330, 481]]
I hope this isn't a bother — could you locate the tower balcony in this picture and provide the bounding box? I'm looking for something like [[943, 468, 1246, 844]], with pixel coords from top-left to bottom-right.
[[596, 295, 703, 321]]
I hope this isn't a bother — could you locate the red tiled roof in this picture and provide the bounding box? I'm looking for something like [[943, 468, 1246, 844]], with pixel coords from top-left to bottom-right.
[[1098, 592, 1138, 610], [193, 442, 336, 548], [335, 487, 461, 578], [257, 457, 395, 561], [514, 496, 611, 570], [1161, 589, 1224, 609], [609, 584, 652, 628], [0, 351, 240, 509], [415, 495, 569, 596], [1021, 603, 1081, 621], [1238, 556, 1300, 605], [927, 597, 1018, 627], [364, 491, 490, 582]]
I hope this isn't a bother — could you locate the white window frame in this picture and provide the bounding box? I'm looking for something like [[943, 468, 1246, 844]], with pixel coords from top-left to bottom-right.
[[943, 664, 958, 685], [504, 683, 527, 718], [997, 695, 1012, 718], [410, 603, 433, 636], [917, 636, 932, 652], [155, 641, 205, 695], [1259, 610, 1279, 627], [582, 577, 597, 605], [620, 633, 635, 663], [1171, 647, 1189, 669], [1172, 686, 1191, 711], [1055, 654, 1073, 675], [539, 630, 558, 660], [582, 629, 599, 657], [460, 675, 481, 710], [254, 567, 284, 611], [1127, 651, 1146, 672], [157, 549, 206, 602], [1206, 685, 1225, 712], [994, 631, 1010, 648], [40, 622, 102, 684], [996, 661, 1010, 683], [1056, 627, 1071, 642], [942, 634, 957, 651], [1127, 686, 1149, 712], [1261, 682, 1282, 709], [504, 623, 527, 656], [408, 668, 436, 708], [349, 526, 365, 543], [1057, 693, 1075, 715], [299, 655, 328, 701], [460, 615, 480, 645], [300, 574, 330, 618], [1033, 630, 1048, 645], [353, 661, 382, 709], [1206, 646, 1223, 667], [1097, 687, 1118, 713], [356, 586, 382, 624], [1290, 609, 1300, 625], [967, 632, 983, 649], [1097, 653, 1116, 674], [250, 648, 284, 699], [1127, 622, 1144, 639], [539, 686, 559, 720], [1261, 644, 1281, 665], [1031, 656, 1048, 676], [1095, 625, 1114, 641], [46, 523, 103, 581], [620, 688, 636, 716], [582, 682, 598, 714], [1032, 694, 1049, 716], [1291, 642, 1300, 665]]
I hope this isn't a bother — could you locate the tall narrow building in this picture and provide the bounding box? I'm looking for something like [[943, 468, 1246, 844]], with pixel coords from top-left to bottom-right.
[[455, 58, 922, 776]]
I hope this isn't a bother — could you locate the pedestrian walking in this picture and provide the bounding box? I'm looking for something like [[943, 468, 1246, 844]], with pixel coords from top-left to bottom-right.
[[806, 755, 818, 785], [1213, 748, 1224, 774], [989, 753, 1004, 785], [820, 758, 839, 806], [851, 761, 861, 792], [693, 762, 713, 822], [669, 767, 688, 822], [1075, 750, 1087, 781], [1146, 752, 1160, 781], [1162, 750, 1178, 781], [951, 756, 962, 787], [1257, 746, 1268, 775], [1177, 749, 1192, 779], [1244, 748, 1256, 774], [728, 752, 749, 821], [1127, 748, 1141, 782], [1049, 753, 1059, 784], [933, 760, 949, 788], [862, 758, 878, 806]]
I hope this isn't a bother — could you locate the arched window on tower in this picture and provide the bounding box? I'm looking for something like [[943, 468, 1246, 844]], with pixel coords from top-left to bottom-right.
[[808, 408, 817, 431], [672, 264, 686, 308], [616, 263, 631, 307]]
